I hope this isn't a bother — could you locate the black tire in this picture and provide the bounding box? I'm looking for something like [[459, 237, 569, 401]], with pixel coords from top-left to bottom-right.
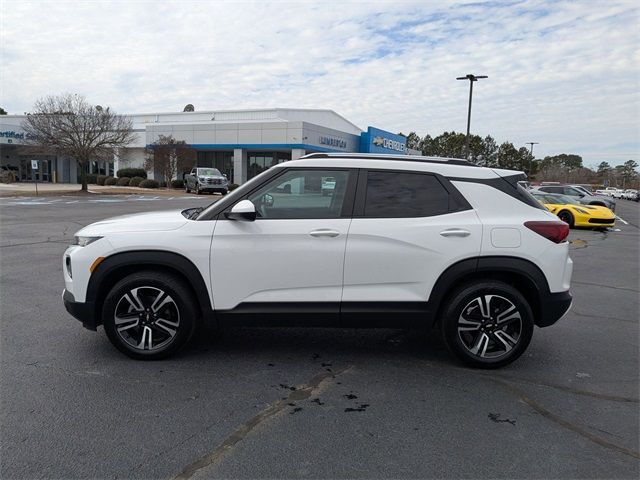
[[195, 183, 201, 195], [440, 281, 534, 369], [102, 271, 198, 360], [185, 183, 190, 193], [557, 210, 574, 228]]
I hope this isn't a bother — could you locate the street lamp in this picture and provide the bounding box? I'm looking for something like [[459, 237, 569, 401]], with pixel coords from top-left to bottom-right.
[[456, 74, 488, 160], [526, 142, 539, 175]]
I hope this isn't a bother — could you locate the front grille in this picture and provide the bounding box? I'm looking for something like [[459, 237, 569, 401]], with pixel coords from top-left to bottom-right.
[[205, 178, 222, 185], [588, 218, 614, 224]]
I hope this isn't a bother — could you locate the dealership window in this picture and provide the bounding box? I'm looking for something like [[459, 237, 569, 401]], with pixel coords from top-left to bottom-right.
[[364, 171, 450, 218], [196, 151, 233, 180], [247, 169, 349, 219], [247, 152, 290, 179]]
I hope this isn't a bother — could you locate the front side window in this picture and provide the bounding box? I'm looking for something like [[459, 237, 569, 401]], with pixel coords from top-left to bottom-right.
[[247, 169, 350, 219], [364, 171, 450, 218]]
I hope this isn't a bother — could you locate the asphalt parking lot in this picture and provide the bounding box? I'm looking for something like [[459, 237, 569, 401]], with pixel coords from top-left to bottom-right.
[[1, 195, 638, 479]]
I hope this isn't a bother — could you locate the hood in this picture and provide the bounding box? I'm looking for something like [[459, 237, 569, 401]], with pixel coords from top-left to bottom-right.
[[76, 209, 189, 236]]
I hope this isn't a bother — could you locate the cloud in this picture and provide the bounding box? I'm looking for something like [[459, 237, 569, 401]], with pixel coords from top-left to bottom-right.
[[1, 0, 638, 165]]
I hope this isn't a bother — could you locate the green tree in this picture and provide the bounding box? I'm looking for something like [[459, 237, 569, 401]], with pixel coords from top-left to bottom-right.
[[0, 107, 7, 115], [597, 161, 611, 175], [404, 132, 421, 150]]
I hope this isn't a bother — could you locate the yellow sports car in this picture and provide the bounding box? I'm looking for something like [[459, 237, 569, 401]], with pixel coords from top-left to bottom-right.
[[531, 192, 616, 229]]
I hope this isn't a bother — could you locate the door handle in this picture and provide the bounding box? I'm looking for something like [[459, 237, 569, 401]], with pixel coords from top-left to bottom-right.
[[309, 229, 340, 238], [440, 228, 471, 237]]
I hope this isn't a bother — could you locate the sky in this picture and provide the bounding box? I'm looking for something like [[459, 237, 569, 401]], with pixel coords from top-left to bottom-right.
[[1, 0, 638, 167]]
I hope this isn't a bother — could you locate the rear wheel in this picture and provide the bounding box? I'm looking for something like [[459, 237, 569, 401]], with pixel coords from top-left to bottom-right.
[[440, 281, 534, 368], [185, 183, 191, 193], [557, 210, 574, 228], [102, 271, 198, 360]]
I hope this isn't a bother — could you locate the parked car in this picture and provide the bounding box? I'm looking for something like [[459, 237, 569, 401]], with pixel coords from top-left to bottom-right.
[[184, 167, 228, 195], [622, 189, 639, 201], [535, 185, 616, 212], [62, 153, 573, 368], [595, 187, 624, 198], [321, 176, 336, 196], [531, 191, 615, 229]]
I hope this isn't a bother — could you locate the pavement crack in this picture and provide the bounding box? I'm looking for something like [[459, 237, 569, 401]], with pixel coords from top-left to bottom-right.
[[172, 365, 352, 480], [571, 280, 639, 293], [490, 374, 639, 403], [488, 377, 640, 460]]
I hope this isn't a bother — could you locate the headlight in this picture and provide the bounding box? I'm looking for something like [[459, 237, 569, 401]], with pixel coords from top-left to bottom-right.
[[72, 235, 103, 247], [199, 177, 206, 181]]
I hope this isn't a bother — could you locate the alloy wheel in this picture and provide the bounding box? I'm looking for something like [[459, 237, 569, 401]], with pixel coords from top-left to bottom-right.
[[114, 286, 180, 351], [457, 294, 522, 359]]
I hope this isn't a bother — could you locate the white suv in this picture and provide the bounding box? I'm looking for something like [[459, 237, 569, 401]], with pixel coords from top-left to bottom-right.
[[63, 153, 573, 368]]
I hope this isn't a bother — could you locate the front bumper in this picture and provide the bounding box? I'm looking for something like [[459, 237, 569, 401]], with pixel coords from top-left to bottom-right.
[[62, 289, 98, 331], [537, 290, 572, 327]]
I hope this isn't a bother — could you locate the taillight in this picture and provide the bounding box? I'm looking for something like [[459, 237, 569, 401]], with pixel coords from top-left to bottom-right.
[[524, 221, 569, 243]]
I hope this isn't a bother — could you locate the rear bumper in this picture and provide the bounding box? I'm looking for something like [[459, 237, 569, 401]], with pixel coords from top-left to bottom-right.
[[537, 290, 572, 327], [62, 289, 98, 331]]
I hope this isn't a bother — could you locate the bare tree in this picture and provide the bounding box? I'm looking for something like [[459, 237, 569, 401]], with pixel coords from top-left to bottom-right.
[[22, 94, 135, 191], [144, 134, 196, 187]]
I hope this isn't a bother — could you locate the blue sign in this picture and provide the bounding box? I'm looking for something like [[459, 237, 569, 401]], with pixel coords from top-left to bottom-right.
[[360, 126, 407, 154]]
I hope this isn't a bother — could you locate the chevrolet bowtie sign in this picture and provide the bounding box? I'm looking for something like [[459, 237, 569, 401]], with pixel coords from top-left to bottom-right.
[[372, 135, 405, 153]]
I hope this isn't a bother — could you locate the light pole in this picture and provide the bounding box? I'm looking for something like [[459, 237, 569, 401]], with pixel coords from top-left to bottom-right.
[[526, 142, 538, 175], [456, 74, 487, 160]]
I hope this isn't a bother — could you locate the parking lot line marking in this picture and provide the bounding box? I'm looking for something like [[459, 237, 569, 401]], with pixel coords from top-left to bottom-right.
[[172, 365, 352, 480], [616, 216, 628, 225]]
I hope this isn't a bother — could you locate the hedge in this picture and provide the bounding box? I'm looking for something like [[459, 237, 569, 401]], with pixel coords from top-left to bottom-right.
[[116, 168, 147, 179], [171, 179, 184, 189], [104, 177, 117, 185], [129, 176, 145, 187], [96, 174, 108, 185], [139, 179, 159, 189], [116, 176, 131, 186]]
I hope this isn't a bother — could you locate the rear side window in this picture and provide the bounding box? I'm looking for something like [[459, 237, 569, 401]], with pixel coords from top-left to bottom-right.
[[364, 171, 450, 218]]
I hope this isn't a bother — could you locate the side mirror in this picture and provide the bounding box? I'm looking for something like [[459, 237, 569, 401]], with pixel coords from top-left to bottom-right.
[[223, 174, 228, 179], [226, 199, 256, 222]]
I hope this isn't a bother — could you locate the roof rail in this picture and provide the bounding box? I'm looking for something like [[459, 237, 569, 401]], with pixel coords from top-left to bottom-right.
[[301, 152, 475, 166]]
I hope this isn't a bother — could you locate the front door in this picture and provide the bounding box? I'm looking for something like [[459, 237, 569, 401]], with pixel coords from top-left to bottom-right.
[[210, 168, 355, 322]]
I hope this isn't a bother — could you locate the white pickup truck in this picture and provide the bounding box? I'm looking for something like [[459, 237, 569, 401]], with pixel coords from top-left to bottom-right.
[[595, 187, 625, 199]]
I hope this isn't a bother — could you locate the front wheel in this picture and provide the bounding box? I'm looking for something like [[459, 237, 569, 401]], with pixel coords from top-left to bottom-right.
[[195, 183, 201, 195], [102, 271, 198, 360], [557, 210, 574, 228], [440, 281, 534, 368]]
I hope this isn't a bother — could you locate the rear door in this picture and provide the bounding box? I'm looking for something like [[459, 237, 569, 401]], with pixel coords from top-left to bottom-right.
[[342, 169, 482, 308]]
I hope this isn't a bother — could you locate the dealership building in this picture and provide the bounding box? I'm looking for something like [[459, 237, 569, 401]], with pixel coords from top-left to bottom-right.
[[0, 108, 418, 184]]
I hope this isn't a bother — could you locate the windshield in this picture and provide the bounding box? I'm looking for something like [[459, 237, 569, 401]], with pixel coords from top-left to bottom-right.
[[198, 168, 222, 176], [541, 194, 581, 205]]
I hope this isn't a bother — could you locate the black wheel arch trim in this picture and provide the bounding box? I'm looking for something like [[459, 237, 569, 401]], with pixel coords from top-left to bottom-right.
[[86, 250, 214, 327], [428, 255, 557, 327]]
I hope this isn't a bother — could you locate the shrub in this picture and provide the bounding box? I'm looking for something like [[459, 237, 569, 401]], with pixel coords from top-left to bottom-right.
[[78, 173, 97, 184], [117, 176, 131, 186], [139, 179, 159, 189], [96, 174, 109, 186], [171, 179, 184, 189], [104, 177, 117, 185], [0, 171, 16, 184], [228, 183, 240, 191], [157, 180, 167, 188], [116, 168, 147, 179], [129, 176, 145, 187]]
